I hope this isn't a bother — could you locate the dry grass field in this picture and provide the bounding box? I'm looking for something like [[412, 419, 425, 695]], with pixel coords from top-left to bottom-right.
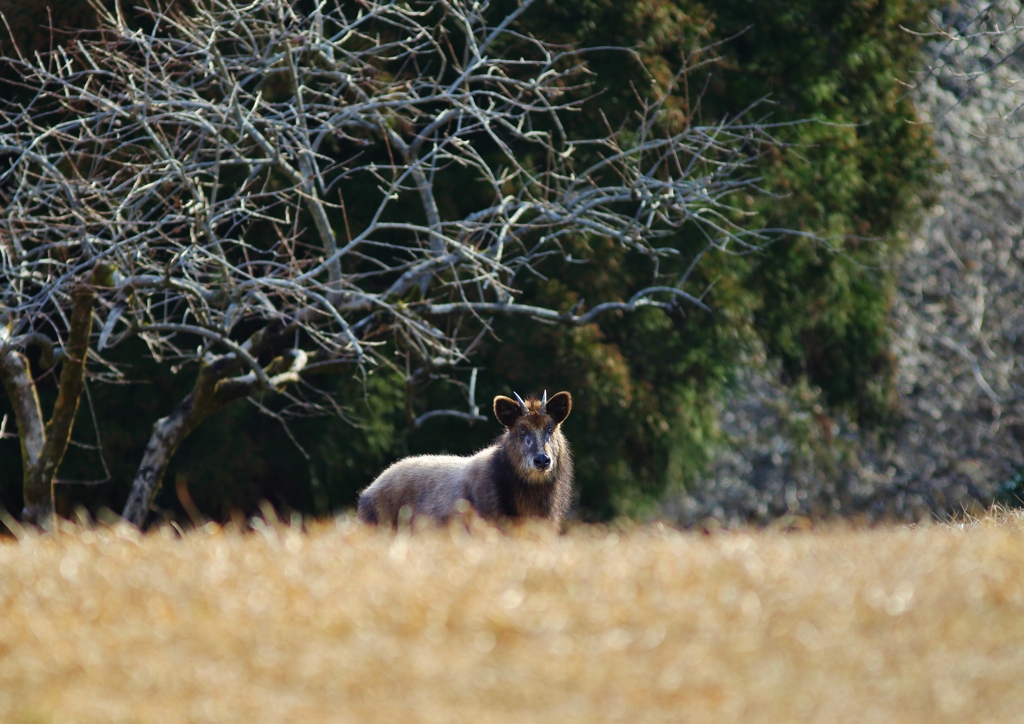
[[1, 511, 1023, 723]]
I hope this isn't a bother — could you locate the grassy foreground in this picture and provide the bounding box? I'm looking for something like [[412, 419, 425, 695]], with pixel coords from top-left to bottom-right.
[[1, 512, 1023, 723]]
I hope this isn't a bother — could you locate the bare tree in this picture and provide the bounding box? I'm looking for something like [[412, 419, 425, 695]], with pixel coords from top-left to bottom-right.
[[0, 0, 782, 526]]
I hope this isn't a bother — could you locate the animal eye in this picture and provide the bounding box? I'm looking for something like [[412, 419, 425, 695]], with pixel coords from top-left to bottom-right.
[[519, 428, 527, 436], [547, 427, 553, 434]]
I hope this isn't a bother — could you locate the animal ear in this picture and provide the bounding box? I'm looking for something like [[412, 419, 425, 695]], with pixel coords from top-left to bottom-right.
[[494, 396, 524, 427], [546, 391, 572, 425]]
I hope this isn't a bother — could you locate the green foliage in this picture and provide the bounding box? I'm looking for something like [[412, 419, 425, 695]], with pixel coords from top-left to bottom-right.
[[996, 468, 1024, 509], [703, 0, 938, 425]]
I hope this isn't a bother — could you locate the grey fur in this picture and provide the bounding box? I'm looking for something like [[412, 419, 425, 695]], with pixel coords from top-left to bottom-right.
[[357, 391, 574, 529]]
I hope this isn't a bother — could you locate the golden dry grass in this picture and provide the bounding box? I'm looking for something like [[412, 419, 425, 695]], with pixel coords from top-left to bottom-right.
[[1, 511, 1024, 723]]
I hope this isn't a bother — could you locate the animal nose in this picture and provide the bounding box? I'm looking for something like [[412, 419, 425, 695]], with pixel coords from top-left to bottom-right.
[[534, 453, 551, 470]]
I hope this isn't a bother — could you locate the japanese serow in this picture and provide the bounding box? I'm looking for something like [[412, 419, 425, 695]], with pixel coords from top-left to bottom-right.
[[357, 391, 573, 529]]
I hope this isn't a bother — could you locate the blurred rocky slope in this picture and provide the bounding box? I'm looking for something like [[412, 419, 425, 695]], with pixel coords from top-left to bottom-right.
[[665, 1, 1024, 526]]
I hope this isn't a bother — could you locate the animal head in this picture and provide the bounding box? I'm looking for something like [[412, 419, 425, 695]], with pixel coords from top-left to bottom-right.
[[493, 390, 572, 482]]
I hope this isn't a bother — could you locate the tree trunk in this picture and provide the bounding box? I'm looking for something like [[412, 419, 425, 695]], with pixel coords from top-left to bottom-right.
[[121, 354, 271, 526], [0, 350, 46, 520], [121, 315, 311, 527], [0, 276, 98, 524], [121, 385, 216, 527], [27, 282, 96, 520]]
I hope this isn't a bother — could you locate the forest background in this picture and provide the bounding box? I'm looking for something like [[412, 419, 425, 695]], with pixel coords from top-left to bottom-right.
[[1, 0, 1013, 528]]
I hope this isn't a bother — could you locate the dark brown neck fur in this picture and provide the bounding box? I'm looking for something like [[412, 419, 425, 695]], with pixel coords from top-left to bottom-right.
[[489, 431, 573, 526]]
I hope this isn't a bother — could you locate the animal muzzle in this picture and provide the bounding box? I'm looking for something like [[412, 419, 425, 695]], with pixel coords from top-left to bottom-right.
[[533, 453, 552, 470]]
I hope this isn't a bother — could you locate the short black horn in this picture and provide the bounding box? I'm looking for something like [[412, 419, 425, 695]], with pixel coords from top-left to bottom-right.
[[541, 390, 548, 412], [513, 391, 527, 412]]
